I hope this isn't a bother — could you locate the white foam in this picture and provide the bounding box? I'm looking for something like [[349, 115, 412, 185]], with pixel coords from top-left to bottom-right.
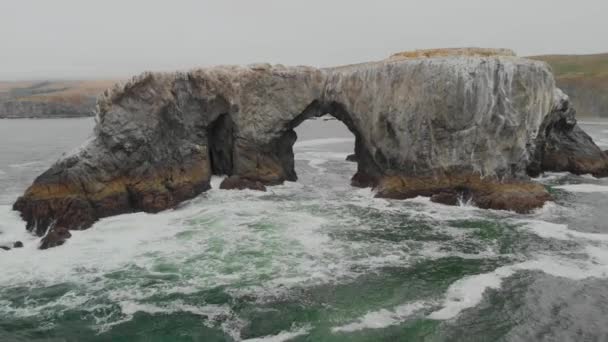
[[8, 161, 45, 168], [578, 120, 608, 126], [429, 248, 608, 320], [0, 205, 39, 247], [293, 138, 355, 148], [2, 180, 421, 332], [4, 123, 608, 336], [429, 267, 514, 320], [242, 326, 311, 342], [295, 151, 350, 173], [553, 184, 608, 193], [523, 220, 608, 242], [532, 172, 569, 183], [425, 214, 608, 321], [332, 301, 428, 332]]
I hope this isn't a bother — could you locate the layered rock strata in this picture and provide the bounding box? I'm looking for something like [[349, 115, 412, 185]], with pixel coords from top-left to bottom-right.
[[13, 48, 608, 248]]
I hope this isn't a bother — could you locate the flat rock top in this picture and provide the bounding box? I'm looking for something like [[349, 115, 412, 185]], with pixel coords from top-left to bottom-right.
[[388, 47, 517, 60]]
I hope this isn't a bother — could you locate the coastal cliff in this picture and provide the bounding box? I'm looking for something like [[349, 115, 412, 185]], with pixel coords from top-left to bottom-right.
[[13, 48, 608, 249]]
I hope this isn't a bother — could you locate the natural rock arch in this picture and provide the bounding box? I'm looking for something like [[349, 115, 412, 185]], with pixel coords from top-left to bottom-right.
[[217, 98, 381, 190], [13, 49, 608, 249]]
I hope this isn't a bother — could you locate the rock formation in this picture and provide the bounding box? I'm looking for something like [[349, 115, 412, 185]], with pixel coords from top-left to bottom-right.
[[527, 89, 608, 177], [0, 241, 24, 251], [13, 48, 608, 249]]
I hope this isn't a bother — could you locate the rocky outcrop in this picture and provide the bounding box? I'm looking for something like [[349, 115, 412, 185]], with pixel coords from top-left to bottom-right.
[[0, 241, 24, 251], [40, 228, 71, 250], [220, 176, 267, 191], [346, 154, 358, 162], [528, 89, 608, 177], [13, 48, 608, 248]]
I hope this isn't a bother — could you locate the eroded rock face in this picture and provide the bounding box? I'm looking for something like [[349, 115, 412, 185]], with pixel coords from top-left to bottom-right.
[[220, 176, 267, 192], [528, 89, 608, 177], [375, 174, 551, 214], [13, 48, 608, 248], [40, 227, 71, 250]]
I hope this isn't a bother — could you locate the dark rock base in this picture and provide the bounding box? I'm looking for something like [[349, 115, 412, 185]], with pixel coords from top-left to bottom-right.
[[40, 228, 72, 250], [220, 176, 267, 191], [528, 94, 608, 177], [375, 174, 551, 214]]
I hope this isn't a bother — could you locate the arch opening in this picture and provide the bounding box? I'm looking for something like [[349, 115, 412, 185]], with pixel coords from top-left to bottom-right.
[[209, 101, 384, 191], [278, 101, 382, 189]]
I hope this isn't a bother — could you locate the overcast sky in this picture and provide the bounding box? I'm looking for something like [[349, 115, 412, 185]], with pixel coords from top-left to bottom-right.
[[1, 0, 606, 80]]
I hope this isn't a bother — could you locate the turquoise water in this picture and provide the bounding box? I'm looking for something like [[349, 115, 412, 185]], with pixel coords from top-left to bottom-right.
[[1, 118, 608, 341]]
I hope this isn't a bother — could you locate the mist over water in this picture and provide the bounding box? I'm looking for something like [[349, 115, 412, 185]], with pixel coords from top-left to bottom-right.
[[1, 118, 608, 341]]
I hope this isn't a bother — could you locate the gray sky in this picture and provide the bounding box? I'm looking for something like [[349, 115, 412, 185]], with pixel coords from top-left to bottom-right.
[[1, 0, 606, 80]]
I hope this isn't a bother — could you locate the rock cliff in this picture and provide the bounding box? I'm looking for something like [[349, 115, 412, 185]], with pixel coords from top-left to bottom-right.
[[527, 89, 608, 177], [13, 48, 608, 249]]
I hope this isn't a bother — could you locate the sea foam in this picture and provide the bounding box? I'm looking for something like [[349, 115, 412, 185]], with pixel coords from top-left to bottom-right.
[[553, 184, 608, 193]]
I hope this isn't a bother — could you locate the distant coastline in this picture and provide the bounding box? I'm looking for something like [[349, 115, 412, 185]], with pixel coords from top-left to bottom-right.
[[531, 53, 608, 118], [0, 80, 116, 119]]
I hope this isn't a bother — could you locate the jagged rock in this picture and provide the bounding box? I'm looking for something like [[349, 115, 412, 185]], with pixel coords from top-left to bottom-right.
[[345, 154, 358, 162], [0, 241, 24, 251], [13, 48, 608, 248], [375, 174, 550, 214], [40, 227, 72, 250], [430, 192, 461, 206], [220, 176, 267, 191], [528, 89, 608, 177]]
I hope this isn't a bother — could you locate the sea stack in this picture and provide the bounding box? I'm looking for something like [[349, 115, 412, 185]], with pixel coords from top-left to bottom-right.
[[13, 48, 608, 249]]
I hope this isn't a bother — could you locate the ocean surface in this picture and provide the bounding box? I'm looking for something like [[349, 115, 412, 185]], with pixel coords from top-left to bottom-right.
[[1, 117, 608, 341]]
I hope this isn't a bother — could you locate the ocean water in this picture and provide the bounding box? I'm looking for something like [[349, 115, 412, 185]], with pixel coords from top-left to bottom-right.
[[1, 117, 608, 341]]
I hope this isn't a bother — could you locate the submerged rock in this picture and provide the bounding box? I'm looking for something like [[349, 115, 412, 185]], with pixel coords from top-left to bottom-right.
[[0, 241, 24, 251], [220, 176, 267, 191], [430, 192, 463, 206], [13, 48, 608, 248]]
